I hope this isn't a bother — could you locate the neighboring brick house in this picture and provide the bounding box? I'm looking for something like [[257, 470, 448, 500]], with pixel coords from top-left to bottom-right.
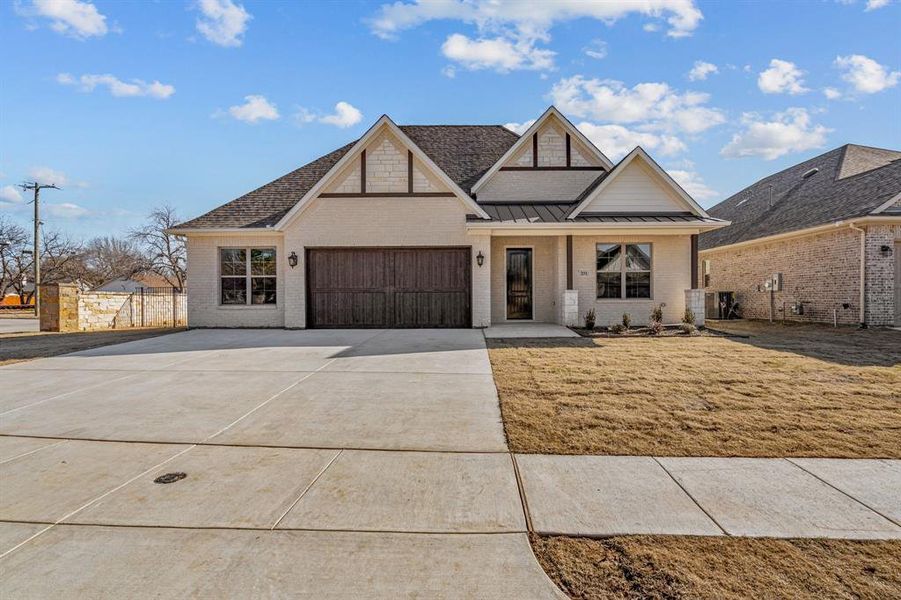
[[169, 107, 728, 329], [699, 144, 901, 327]]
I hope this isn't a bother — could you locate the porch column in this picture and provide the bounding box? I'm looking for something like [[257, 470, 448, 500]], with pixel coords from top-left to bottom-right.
[[566, 235, 573, 289], [562, 234, 579, 326], [690, 234, 699, 289]]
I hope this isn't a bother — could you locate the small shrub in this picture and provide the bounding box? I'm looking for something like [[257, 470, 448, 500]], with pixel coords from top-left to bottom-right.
[[682, 308, 696, 326], [609, 322, 626, 334], [584, 308, 596, 330], [621, 313, 631, 329], [650, 304, 664, 323], [679, 322, 698, 335], [647, 320, 664, 335]]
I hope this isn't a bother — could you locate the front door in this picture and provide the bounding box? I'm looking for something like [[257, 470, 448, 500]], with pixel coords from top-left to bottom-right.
[[506, 248, 533, 320]]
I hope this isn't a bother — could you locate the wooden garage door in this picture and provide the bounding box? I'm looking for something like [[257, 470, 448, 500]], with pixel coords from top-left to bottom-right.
[[307, 247, 471, 328]]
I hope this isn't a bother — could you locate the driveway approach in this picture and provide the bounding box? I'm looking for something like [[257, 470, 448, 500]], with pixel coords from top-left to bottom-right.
[[0, 329, 563, 599]]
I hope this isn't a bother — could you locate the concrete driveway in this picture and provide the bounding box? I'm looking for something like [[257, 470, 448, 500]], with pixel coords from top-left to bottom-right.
[[0, 328, 563, 599]]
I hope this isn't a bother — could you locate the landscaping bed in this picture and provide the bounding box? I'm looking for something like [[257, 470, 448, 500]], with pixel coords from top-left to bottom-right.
[[532, 534, 901, 600], [488, 320, 901, 457]]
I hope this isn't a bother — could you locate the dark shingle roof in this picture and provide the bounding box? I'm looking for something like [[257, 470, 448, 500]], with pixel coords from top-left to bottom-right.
[[700, 144, 901, 250], [176, 125, 519, 230]]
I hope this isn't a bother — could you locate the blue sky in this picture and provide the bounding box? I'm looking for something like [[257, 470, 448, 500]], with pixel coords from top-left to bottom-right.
[[1, 0, 899, 239]]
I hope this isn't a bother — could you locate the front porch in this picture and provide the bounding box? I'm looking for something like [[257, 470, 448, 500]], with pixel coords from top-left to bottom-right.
[[480, 232, 705, 329]]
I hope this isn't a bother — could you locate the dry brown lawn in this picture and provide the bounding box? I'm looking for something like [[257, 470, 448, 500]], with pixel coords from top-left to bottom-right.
[[532, 534, 901, 600], [489, 321, 900, 457], [0, 328, 183, 366]]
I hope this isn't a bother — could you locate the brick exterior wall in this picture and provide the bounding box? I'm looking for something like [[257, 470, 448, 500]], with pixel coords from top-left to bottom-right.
[[699, 224, 899, 326], [186, 234, 285, 328], [365, 133, 407, 193], [573, 235, 692, 326]]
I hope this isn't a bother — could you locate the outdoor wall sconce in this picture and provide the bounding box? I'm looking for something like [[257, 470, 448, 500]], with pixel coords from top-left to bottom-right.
[[880, 245, 892, 255], [476, 251, 484, 267], [288, 251, 298, 268]]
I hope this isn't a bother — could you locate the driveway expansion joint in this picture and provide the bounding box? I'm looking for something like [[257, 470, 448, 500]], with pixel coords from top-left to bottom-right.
[[652, 456, 729, 536]]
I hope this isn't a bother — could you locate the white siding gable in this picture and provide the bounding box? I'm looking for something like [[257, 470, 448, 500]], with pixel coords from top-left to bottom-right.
[[582, 160, 688, 213]]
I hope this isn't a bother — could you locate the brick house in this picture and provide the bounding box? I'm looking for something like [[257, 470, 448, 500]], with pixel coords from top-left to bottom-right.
[[699, 144, 901, 327], [169, 107, 728, 329]]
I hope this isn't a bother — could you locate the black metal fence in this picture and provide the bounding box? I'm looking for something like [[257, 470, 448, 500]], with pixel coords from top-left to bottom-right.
[[112, 287, 187, 329]]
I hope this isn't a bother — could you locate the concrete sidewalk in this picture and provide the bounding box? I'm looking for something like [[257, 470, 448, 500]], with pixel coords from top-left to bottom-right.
[[516, 454, 901, 539]]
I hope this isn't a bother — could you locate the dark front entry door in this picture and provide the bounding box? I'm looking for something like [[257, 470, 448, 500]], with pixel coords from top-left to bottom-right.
[[307, 247, 471, 328], [506, 248, 533, 320]]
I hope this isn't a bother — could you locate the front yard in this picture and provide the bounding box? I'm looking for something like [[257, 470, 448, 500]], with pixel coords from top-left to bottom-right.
[[532, 534, 901, 600], [488, 321, 901, 458]]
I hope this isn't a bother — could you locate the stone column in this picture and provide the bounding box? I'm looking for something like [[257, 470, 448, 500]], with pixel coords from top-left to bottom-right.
[[685, 288, 705, 327], [562, 289, 579, 326], [39, 283, 79, 332]]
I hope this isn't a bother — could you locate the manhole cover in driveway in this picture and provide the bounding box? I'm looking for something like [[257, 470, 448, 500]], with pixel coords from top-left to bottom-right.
[[154, 472, 187, 484]]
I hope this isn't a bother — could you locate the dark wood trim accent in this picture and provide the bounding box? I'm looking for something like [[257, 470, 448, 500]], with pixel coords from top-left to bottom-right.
[[690, 234, 699, 288], [318, 192, 455, 198], [407, 150, 414, 194], [360, 149, 366, 193], [499, 166, 606, 172], [565, 133, 571, 167], [566, 235, 573, 289], [532, 134, 538, 167]]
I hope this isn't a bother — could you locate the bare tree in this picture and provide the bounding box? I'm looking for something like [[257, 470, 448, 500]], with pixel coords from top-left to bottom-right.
[[81, 236, 150, 288], [130, 205, 186, 291], [4, 227, 83, 304], [0, 217, 29, 300]]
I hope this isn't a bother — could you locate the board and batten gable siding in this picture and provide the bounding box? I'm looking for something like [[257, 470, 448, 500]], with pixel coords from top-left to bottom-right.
[[281, 196, 491, 328], [581, 160, 686, 213], [186, 234, 285, 328], [571, 234, 691, 326]]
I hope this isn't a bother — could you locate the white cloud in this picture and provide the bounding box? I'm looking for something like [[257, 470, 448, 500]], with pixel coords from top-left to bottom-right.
[[576, 122, 686, 161], [23, 0, 108, 40], [441, 65, 457, 78], [865, 0, 891, 9], [721, 108, 831, 160], [503, 119, 536, 135], [28, 166, 69, 186], [195, 0, 251, 47], [583, 39, 607, 60], [57, 73, 175, 99], [319, 102, 363, 128], [0, 185, 23, 205], [550, 76, 725, 134], [757, 59, 809, 95], [835, 54, 900, 94], [687, 60, 717, 81], [823, 87, 842, 100], [667, 169, 718, 200], [440, 33, 554, 72], [226, 95, 279, 123], [643, 22, 660, 32], [369, 1, 702, 72], [295, 102, 363, 128], [45, 202, 89, 218]]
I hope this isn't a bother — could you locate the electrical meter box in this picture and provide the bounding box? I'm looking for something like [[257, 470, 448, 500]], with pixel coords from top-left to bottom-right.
[[771, 273, 783, 292]]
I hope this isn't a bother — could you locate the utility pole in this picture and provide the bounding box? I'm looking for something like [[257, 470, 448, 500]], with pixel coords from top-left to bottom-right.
[[19, 181, 60, 317]]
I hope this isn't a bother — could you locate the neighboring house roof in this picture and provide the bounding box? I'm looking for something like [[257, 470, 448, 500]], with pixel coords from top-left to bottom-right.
[[700, 144, 901, 251], [176, 125, 518, 230], [95, 272, 175, 292]]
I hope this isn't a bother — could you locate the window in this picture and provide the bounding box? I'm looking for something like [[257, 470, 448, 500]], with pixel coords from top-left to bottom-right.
[[219, 248, 276, 305], [702, 259, 711, 288], [596, 243, 652, 299]]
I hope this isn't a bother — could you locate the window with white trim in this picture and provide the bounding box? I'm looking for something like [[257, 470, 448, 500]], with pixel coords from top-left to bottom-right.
[[596, 243, 652, 299], [220, 248, 277, 305]]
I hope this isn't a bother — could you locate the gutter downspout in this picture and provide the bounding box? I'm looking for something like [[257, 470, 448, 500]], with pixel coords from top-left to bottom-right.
[[849, 223, 866, 327]]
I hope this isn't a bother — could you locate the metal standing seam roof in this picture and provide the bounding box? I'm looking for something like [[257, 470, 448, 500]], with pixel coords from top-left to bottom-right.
[[469, 204, 723, 224]]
